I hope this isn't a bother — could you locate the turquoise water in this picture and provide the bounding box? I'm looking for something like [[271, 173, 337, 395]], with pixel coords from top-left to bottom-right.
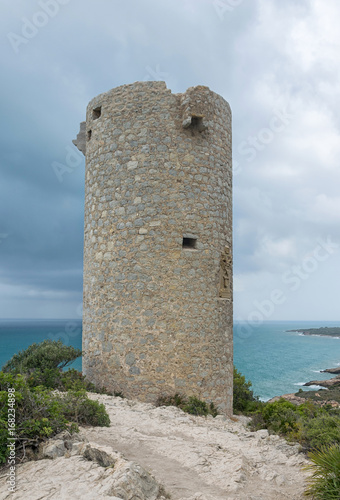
[[0, 319, 339, 401], [234, 320, 340, 400]]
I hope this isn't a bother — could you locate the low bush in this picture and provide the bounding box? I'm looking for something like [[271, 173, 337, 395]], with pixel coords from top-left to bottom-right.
[[0, 372, 69, 463], [61, 390, 110, 427], [183, 396, 218, 417], [0, 340, 112, 464], [301, 413, 340, 452], [249, 398, 340, 452], [2, 340, 110, 395], [157, 393, 218, 417], [0, 373, 110, 464], [2, 340, 81, 375]]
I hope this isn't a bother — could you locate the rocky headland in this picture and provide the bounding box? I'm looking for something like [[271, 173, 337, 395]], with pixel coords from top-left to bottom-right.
[[303, 375, 340, 389], [287, 327, 340, 337], [302, 363, 340, 391], [271, 365, 340, 408], [286, 327, 340, 398], [0, 394, 310, 500], [321, 366, 340, 374]]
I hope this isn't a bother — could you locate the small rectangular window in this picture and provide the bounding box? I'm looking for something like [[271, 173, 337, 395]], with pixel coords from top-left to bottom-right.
[[191, 116, 202, 128], [190, 115, 207, 132], [92, 106, 102, 120], [182, 237, 197, 249], [87, 130, 92, 141]]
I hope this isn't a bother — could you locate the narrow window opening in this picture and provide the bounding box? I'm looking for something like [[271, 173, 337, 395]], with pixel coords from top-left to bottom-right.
[[87, 130, 92, 141], [92, 106, 102, 120], [189, 115, 207, 132], [182, 115, 207, 132], [182, 237, 197, 249], [191, 116, 203, 129]]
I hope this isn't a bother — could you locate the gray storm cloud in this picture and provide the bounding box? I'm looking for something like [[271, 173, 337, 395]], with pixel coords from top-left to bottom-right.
[[0, 0, 339, 319]]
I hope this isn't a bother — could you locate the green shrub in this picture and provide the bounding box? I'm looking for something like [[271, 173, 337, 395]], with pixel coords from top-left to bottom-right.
[[252, 399, 319, 438], [26, 368, 62, 389], [301, 414, 340, 451], [60, 369, 94, 391], [304, 445, 340, 499], [2, 340, 81, 374], [59, 368, 112, 394], [156, 393, 218, 417], [61, 390, 110, 427], [2, 340, 110, 395], [260, 399, 301, 434], [0, 372, 69, 463], [157, 393, 186, 408], [232, 369, 340, 453], [183, 397, 218, 417], [233, 366, 262, 413], [249, 398, 340, 452], [0, 372, 110, 464]]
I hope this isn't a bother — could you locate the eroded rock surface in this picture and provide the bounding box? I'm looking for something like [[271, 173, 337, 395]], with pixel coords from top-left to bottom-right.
[[0, 395, 310, 499], [304, 376, 340, 388]]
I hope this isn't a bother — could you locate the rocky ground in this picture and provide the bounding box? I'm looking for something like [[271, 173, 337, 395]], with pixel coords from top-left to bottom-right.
[[0, 394, 311, 500]]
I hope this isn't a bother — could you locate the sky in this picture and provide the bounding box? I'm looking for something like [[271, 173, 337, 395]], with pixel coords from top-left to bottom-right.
[[0, 0, 340, 322]]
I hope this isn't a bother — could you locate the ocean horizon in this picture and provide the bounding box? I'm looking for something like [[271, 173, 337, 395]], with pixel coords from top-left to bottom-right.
[[0, 318, 339, 401]]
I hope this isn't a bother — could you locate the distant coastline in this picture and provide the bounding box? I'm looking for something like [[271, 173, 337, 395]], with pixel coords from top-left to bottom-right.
[[287, 326, 340, 338], [284, 326, 340, 396]]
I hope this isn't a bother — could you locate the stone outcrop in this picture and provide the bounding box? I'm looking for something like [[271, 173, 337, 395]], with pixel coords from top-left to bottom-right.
[[268, 393, 308, 406], [0, 394, 311, 499], [304, 376, 340, 388], [0, 431, 168, 500], [321, 367, 340, 374]]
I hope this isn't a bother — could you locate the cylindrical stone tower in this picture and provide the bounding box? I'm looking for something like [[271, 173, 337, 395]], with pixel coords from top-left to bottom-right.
[[74, 81, 233, 414]]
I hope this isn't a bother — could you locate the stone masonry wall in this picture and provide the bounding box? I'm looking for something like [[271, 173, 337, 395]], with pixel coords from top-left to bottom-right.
[[76, 81, 233, 414]]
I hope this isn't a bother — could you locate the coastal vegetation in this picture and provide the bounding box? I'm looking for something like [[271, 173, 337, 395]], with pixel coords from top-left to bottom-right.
[[156, 366, 262, 417], [233, 366, 263, 413], [287, 327, 340, 337], [232, 370, 340, 451], [234, 370, 340, 498], [250, 399, 340, 451], [304, 445, 340, 499], [296, 387, 340, 405], [1, 340, 340, 497], [157, 393, 218, 417], [0, 340, 110, 465]]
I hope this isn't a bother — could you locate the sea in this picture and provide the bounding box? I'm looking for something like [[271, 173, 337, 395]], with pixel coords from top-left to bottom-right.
[[0, 319, 339, 401]]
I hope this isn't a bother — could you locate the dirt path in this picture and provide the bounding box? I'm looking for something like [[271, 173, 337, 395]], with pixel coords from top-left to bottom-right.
[[84, 395, 309, 499], [0, 395, 310, 500]]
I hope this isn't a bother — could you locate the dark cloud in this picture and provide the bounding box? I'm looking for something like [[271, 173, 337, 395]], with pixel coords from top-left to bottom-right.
[[0, 0, 339, 319]]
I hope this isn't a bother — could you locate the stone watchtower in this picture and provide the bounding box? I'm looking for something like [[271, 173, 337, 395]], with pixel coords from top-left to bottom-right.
[[74, 81, 233, 414]]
